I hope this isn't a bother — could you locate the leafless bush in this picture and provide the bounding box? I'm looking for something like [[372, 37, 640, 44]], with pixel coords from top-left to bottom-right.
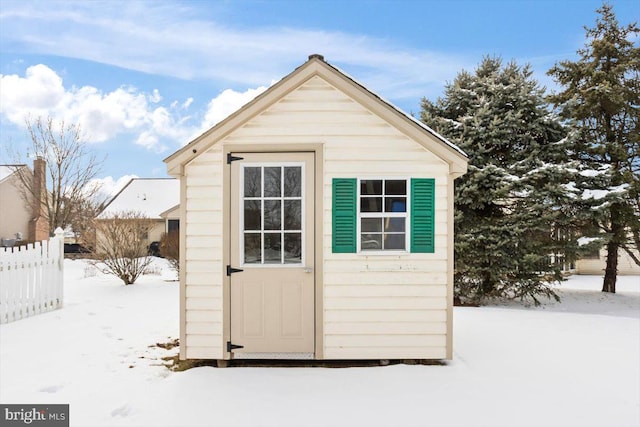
[[93, 211, 154, 285], [160, 230, 179, 273]]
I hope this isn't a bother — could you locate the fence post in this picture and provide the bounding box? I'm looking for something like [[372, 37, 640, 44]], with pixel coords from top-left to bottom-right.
[[54, 228, 64, 308]]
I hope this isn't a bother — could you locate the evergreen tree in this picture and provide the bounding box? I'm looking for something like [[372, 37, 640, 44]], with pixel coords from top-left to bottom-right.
[[547, 3, 640, 293], [421, 57, 580, 304]]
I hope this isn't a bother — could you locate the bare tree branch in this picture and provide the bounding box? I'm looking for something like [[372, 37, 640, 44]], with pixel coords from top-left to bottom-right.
[[620, 243, 640, 267], [7, 115, 106, 238]]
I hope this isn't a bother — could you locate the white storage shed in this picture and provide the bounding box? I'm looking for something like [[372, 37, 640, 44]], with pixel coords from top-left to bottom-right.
[[165, 55, 468, 362]]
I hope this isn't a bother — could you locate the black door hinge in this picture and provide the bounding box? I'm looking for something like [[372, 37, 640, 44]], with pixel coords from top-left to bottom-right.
[[226, 265, 244, 276], [227, 153, 244, 164], [227, 341, 244, 352]]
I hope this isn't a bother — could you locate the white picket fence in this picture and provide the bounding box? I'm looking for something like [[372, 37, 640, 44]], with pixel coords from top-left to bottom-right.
[[0, 228, 64, 324]]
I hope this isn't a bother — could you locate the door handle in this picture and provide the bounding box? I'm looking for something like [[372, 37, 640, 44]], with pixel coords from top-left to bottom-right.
[[304, 267, 313, 273]]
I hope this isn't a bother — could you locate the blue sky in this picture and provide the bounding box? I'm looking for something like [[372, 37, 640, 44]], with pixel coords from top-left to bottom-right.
[[1, 0, 638, 196]]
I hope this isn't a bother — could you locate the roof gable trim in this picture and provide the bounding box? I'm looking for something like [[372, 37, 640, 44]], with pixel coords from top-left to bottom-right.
[[165, 56, 467, 175]]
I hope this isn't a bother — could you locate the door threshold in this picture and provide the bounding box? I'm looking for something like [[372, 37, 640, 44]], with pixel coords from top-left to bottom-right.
[[233, 352, 314, 360]]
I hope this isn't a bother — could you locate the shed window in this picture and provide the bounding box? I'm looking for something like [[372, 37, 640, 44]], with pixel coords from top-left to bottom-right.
[[360, 179, 407, 251], [332, 178, 435, 254]]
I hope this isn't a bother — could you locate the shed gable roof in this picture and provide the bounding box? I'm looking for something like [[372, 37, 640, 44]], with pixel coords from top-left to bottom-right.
[[165, 55, 467, 175]]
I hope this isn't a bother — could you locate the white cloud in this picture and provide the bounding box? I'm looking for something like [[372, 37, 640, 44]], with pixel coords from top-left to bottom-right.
[[0, 64, 276, 151], [182, 98, 194, 109], [200, 86, 268, 131], [149, 89, 162, 103], [88, 174, 139, 202], [0, 64, 193, 150], [0, 64, 66, 121]]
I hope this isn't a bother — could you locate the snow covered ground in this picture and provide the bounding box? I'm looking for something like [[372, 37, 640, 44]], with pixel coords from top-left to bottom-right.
[[1, 259, 638, 427]]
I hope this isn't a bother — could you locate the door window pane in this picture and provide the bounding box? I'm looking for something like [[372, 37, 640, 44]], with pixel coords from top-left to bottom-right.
[[263, 200, 281, 230], [244, 233, 261, 264], [284, 233, 302, 264], [244, 200, 261, 230], [264, 233, 281, 264], [264, 167, 281, 197], [284, 167, 301, 197], [244, 167, 261, 197], [284, 200, 301, 230]]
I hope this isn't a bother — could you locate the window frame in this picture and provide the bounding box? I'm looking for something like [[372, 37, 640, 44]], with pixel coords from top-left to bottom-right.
[[239, 161, 306, 268], [356, 177, 410, 254]]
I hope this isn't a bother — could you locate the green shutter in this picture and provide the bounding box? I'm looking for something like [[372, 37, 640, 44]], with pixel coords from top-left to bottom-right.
[[411, 178, 435, 253], [332, 178, 357, 253]]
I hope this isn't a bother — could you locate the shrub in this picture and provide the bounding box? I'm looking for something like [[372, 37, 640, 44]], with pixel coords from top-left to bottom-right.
[[160, 230, 179, 273], [94, 211, 154, 285]]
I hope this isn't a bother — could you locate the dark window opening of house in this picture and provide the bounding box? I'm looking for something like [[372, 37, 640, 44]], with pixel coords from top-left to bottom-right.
[[168, 219, 180, 233], [582, 247, 601, 259]]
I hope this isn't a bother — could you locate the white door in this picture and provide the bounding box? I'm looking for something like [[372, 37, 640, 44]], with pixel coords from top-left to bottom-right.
[[229, 152, 315, 357]]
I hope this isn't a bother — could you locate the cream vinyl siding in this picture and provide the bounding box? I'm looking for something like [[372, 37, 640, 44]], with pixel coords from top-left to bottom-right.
[[180, 75, 455, 359], [220, 75, 451, 359], [148, 221, 167, 244], [0, 172, 31, 241], [577, 248, 640, 275], [184, 148, 224, 359]]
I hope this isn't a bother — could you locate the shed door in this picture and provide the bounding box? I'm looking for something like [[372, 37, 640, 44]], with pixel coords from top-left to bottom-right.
[[229, 152, 315, 356]]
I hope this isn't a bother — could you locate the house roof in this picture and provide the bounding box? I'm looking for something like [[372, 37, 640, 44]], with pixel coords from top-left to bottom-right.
[[165, 54, 468, 176], [0, 164, 27, 184], [97, 178, 180, 220], [159, 204, 180, 219]]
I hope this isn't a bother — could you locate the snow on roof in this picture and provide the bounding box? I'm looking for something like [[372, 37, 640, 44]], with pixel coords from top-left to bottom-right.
[[97, 178, 179, 219], [0, 165, 26, 183], [577, 236, 600, 246]]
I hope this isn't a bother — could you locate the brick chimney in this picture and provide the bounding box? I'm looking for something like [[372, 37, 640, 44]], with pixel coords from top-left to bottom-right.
[[28, 157, 49, 241]]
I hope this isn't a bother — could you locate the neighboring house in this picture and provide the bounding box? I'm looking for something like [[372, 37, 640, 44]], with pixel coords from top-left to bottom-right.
[[165, 54, 468, 362], [576, 246, 640, 275], [96, 178, 180, 249], [160, 204, 180, 234], [0, 158, 49, 245]]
